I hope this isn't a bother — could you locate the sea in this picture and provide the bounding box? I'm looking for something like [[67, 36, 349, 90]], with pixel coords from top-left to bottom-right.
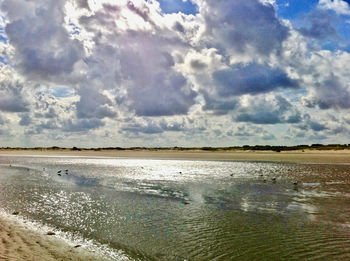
[[0, 155, 350, 260]]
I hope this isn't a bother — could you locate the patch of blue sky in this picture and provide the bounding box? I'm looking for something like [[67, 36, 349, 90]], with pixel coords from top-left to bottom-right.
[[158, 0, 198, 15], [0, 56, 8, 65], [68, 23, 80, 35], [276, 0, 319, 20], [334, 19, 350, 49], [0, 34, 7, 42], [0, 26, 7, 43], [276, 0, 350, 52], [47, 86, 76, 98]]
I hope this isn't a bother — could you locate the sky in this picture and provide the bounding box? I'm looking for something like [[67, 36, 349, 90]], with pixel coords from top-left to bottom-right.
[[0, 0, 350, 148]]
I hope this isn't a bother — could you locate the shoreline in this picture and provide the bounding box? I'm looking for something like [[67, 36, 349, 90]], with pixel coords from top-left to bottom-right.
[[0, 211, 113, 261], [1, 149, 350, 163]]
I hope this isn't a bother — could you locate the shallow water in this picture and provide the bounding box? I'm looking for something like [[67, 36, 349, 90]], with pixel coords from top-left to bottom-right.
[[0, 155, 350, 260]]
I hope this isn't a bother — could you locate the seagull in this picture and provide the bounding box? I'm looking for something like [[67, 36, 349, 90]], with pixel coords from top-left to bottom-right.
[[57, 170, 62, 173]]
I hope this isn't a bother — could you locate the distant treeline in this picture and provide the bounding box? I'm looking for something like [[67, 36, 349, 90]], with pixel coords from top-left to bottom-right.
[[1, 144, 350, 152]]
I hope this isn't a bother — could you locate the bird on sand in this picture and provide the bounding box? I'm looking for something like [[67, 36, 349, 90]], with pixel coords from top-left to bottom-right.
[[293, 182, 298, 191]]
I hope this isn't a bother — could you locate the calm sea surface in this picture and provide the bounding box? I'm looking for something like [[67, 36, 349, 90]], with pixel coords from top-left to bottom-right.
[[0, 155, 350, 260]]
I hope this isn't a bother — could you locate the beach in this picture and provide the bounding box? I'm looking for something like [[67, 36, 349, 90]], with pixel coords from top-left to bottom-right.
[[1, 148, 350, 163], [0, 212, 109, 261], [1, 150, 350, 260]]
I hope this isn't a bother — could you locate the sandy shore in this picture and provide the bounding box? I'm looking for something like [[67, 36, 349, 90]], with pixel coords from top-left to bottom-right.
[[1, 149, 350, 163], [0, 212, 111, 261]]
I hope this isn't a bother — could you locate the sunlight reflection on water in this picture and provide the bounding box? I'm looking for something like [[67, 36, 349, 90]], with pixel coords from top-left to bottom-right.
[[0, 156, 350, 260]]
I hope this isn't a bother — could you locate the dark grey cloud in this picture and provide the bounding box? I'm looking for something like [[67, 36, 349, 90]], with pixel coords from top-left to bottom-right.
[[117, 32, 197, 116], [173, 21, 185, 33], [295, 114, 328, 133], [121, 119, 185, 135], [63, 118, 105, 132], [202, 91, 238, 115], [227, 125, 276, 141], [122, 122, 163, 135], [75, 0, 91, 10], [2, 0, 84, 80], [19, 113, 31, 126], [235, 96, 301, 125], [304, 75, 350, 110], [236, 112, 282, 125], [310, 121, 327, 131], [202, 0, 289, 56], [213, 63, 298, 97], [190, 59, 207, 70], [298, 11, 336, 39], [0, 79, 29, 112], [76, 87, 117, 119], [128, 72, 197, 116]]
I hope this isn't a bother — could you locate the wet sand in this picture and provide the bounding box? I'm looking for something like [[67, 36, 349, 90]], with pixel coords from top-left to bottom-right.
[[1, 149, 350, 260], [0, 212, 108, 261], [1, 149, 350, 163]]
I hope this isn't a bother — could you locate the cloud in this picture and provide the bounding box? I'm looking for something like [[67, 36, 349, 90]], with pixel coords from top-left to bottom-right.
[[79, 2, 198, 116], [202, 91, 238, 115], [76, 86, 117, 119], [303, 74, 350, 110], [121, 118, 185, 135], [0, 67, 29, 112], [234, 95, 301, 124], [298, 11, 337, 39], [318, 0, 350, 15], [19, 113, 31, 126], [0, 0, 350, 146], [200, 0, 289, 57], [1, 0, 84, 80], [63, 118, 105, 132], [227, 124, 276, 141], [213, 63, 298, 97]]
